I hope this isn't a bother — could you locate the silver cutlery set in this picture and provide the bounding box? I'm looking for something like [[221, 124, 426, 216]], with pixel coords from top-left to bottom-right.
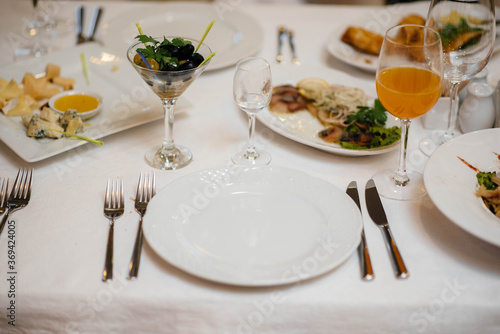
[[276, 25, 300, 65], [0, 168, 33, 235], [102, 172, 156, 282], [75, 5, 103, 45], [0, 169, 405, 282], [347, 179, 409, 280]]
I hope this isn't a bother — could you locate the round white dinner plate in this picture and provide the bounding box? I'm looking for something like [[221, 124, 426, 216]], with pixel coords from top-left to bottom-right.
[[102, 2, 263, 71], [424, 128, 500, 247], [325, 2, 429, 72], [143, 165, 362, 286], [258, 64, 400, 156]]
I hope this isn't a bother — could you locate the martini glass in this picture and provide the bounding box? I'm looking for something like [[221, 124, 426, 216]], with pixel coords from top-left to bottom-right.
[[127, 37, 212, 170]]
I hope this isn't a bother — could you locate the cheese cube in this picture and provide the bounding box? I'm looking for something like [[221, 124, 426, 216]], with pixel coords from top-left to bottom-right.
[[40, 106, 59, 123], [66, 117, 84, 135], [60, 109, 78, 126]]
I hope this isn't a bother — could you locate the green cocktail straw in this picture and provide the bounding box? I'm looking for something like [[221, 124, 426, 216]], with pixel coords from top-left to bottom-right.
[[49, 128, 104, 146], [195, 20, 214, 53], [199, 52, 217, 67]]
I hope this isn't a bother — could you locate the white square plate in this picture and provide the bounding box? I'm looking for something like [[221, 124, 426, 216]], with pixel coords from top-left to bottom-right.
[[0, 43, 191, 163]]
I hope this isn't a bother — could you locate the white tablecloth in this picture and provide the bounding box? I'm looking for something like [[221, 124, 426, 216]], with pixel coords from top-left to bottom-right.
[[0, 1, 500, 333]]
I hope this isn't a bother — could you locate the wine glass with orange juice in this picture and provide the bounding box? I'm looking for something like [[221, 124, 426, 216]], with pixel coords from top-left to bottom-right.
[[373, 24, 443, 200]]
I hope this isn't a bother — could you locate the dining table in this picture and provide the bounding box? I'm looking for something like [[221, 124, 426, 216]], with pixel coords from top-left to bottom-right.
[[1, 0, 500, 333]]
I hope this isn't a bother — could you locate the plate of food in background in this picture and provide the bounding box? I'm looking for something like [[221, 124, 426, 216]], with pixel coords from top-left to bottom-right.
[[424, 128, 500, 247], [326, 2, 429, 72], [258, 64, 400, 156], [102, 2, 263, 71]]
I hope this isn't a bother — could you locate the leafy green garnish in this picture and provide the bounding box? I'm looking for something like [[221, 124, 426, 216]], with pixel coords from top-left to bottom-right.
[[477, 172, 498, 190], [347, 99, 387, 128], [340, 126, 400, 150], [332, 99, 400, 149], [439, 18, 483, 50], [134, 35, 192, 71]]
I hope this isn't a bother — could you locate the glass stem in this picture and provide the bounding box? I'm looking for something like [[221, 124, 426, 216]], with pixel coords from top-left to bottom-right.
[[246, 113, 258, 158], [443, 82, 460, 142], [394, 119, 411, 187], [161, 98, 177, 152]]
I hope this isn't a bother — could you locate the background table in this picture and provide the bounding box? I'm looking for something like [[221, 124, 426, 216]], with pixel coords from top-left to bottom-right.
[[0, 1, 500, 333]]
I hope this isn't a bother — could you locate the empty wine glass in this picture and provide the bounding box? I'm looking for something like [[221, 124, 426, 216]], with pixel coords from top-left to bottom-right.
[[373, 25, 443, 200], [127, 37, 212, 170], [419, 0, 496, 155], [232, 57, 272, 165], [13, 0, 48, 59]]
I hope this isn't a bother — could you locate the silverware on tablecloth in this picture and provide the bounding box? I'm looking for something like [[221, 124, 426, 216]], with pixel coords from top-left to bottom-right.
[[75, 5, 85, 45], [0, 178, 9, 216], [346, 181, 374, 281], [288, 29, 300, 65], [0, 169, 33, 236], [276, 25, 287, 64], [86, 6, 103, 42], [102, 178, 124, 282], [127, 172, 156, 280], [365, 179, 409, 279]]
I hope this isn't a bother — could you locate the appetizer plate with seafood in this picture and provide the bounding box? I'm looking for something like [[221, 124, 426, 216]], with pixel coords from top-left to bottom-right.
[[326, 2, 428, 72], [0, 43, 191, 162], [102, 2, 263, 71], [424, 128, 500, 247], [258, 64, 400, 156]]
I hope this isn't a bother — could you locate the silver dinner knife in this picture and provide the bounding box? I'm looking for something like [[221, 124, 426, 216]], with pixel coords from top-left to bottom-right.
[[346, 181, 374, 281], [75, 5, 85, 45], [276, 26, 287, 64], [365, 179, 409, 279], [288, 30, 300, 65], [86, 7, 103, 42]]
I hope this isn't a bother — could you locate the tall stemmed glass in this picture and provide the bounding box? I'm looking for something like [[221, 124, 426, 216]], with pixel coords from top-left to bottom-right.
[[373, 25, 443, 200], [14, 0, 48, 59], [419, 0, 496, 155], [127, 37, 212, 170], [232, 57, 272, 165]]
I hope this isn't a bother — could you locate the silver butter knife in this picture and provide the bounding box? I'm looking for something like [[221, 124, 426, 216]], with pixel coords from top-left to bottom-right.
[[365, 179, 409, 279], [346, 181, 374, 281]]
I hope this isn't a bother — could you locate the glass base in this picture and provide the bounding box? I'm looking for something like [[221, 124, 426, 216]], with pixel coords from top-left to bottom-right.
[[231, 149, 271, 166], [371, 169, 427, 201], [419, 129, 462, 157], [419, 136, 440, 156], [145, 145, 192, 170]]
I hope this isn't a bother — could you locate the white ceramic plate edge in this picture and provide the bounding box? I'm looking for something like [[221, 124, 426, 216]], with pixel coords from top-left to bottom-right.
[[424, 128, 500, 247], [143, 165, 363, 286]]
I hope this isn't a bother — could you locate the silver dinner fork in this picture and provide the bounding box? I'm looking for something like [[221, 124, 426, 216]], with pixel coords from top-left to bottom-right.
[[127, 172, 156, 280], [102, 178, 124, 282], [0, 178, 9, 216], [0, 169, 33, 236]]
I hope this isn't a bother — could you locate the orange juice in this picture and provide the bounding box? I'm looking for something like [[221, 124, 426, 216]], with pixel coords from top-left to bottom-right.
[[376, 67, 441, 119]]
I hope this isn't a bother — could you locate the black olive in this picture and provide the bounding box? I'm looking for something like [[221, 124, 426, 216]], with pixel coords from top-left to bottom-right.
[[165, 63, 178, 71], [178, 61, 195, 71], [178, 44, 195, 60], [161, 44, 180, 58], [189, 53, 204, 66]]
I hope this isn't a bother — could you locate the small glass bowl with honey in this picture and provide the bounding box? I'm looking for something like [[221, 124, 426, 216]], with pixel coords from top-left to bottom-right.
[[49, 90, 102, 120]]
